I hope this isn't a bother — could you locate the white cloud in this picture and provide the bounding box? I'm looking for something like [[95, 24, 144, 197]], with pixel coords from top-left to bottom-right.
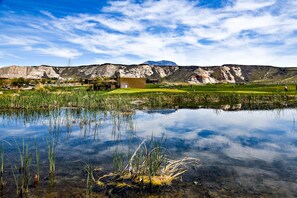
[[0, 35, 40, 46], [231, 0, 276, 11], [61, 0, 297, 65], [0, 51, 20, 62], [95, 15, 144, 32], [26, 46, 82, 58], [40, 10, 56, 19], [2, 0, 297, 65]]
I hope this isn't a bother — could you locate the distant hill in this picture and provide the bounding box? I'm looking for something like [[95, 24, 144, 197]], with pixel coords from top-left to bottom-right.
[[1, 63, 297, 84], [143, 60, 178, 66]]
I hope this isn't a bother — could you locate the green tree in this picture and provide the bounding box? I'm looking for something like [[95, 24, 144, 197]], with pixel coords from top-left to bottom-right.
[[41, 78, 47, 84], [0, 79, 5, 87], [11, 78, 29, 88]]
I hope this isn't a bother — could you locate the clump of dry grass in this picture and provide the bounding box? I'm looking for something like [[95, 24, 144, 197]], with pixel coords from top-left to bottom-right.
[[93, 137, 201, 191]]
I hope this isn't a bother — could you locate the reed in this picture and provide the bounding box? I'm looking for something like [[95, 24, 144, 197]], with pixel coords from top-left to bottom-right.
[[11, 166, 19, 197], [47, 137, 56, 177], [113, 147, 125, 173], [14, 138, 32, 195], [0, 141, 4, 190], [15, 138, 24, 172], [23, 143, 32, 194], [34, 139, 40, 186], [85, 163, 95, 197]]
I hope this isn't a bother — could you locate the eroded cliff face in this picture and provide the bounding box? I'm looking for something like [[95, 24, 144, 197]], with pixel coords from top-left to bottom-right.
[[0, 65, 60, 79], [1, 64, 297, 83]]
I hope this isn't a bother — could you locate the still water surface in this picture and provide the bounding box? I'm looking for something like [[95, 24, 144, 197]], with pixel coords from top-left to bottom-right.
[[0, 108, 297, 197]]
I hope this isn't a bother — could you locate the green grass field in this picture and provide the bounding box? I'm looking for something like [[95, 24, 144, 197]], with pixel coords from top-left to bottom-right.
[[1, 83, 296, 95], [108, 88, 186, 94], [146, 83, 297, 94]]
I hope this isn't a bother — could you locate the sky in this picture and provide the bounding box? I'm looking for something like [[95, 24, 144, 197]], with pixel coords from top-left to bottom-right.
[[1, 0, 297, 67]]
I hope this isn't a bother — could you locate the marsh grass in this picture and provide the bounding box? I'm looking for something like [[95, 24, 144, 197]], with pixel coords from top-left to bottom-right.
[[0, 84, 297, 110], [0, 141, 4, 191], [34, 139, 40, 186], [113, 147, 125, 172], [11, 166, 19, 197], [14, 138, 32, 196], [47, 137, 56, 178], [85, 163, 95, 198]]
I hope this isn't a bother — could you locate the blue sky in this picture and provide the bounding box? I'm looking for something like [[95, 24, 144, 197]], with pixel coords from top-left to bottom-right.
[[1, 0, 297, 66]]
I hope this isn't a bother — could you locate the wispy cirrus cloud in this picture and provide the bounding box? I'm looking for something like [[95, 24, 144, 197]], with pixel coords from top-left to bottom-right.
[[1, 0, 297, 66], [26, 46, 82, 58], [231, 0, 275, 11], [0, 35, 41, 46]]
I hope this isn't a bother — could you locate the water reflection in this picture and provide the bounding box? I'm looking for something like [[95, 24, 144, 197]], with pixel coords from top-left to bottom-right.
[[0, 108, 297, 196]]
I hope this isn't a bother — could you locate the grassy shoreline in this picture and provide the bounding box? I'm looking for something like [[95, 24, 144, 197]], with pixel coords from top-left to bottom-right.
[[0, 84, 297, 110]]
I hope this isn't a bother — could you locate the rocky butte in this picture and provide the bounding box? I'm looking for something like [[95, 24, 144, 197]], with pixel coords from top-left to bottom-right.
[[1, 63, 297, 84]]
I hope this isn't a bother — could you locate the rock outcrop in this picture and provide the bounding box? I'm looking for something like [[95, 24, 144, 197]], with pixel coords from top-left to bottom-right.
[[1, 63, 297, 83], [0, 65, 59, 79]]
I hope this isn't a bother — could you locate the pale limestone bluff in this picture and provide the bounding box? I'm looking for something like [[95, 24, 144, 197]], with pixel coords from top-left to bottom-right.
[[0, 66, 28, 78], [154, 66, 179, 78], [77, 66, 97, 77], [187, 68, 218, 84], [118, 65, 154, 78], [89, 64, 118, 78], [58, 64, 119, 79], [221, 66, 235, 83], [27, 66, 60, 79], [0, 65, 59, 79], [232, 67, 244, 81], [186, 66, 246, 84]]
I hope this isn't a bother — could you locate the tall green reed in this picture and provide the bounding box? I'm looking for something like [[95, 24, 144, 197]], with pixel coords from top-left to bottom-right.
[[85, 163, 94, 198], [46, 137, 56, 177], [34, 139, 40, 186], [14, 138, 32, 196]]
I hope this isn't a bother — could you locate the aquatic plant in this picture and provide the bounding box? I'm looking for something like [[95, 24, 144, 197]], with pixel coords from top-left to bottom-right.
[[14, 138, 32, 195], [34, 139, 40, 186], [47, 137, 56, 177], [0, 141, 4, 190], [15, 138, 24, 172], [11, 166, 19, 197], [85, 163, 95, 198], [113, 147, 125, 172], [23, 143, 32, 194]]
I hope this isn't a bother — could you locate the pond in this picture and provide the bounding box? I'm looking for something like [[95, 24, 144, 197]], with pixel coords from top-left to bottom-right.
[[0, 108, 297, 197]]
